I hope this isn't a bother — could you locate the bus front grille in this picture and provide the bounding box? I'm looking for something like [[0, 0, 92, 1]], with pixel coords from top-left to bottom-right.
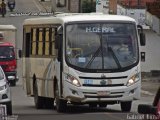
[[84, 95, 123, 98], [83, 91, 124, 98], [82, 84, 124, 87]]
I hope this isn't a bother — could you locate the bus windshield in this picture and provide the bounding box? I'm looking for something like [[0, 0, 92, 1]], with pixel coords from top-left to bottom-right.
[[0, 46, 15, 61], [66, 23, 138, 72]]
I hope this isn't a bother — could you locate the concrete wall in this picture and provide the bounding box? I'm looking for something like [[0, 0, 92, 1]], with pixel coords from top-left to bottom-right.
[[146, 11, 160, 35], [146, 12, 153, 27], [152, 16, 160, 34], [141, 30, 160, 72], [117, 5, 146, 26], [96, 0, 109, 14]]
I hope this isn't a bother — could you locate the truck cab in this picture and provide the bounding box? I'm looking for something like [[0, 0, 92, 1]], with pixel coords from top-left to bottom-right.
[[0, 25, 17, 86], [0, 42, 17, 86]]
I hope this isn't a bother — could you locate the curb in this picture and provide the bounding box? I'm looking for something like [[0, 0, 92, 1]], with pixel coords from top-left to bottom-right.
[[142, 78, 160, 83], [141, 90, 154, 96]]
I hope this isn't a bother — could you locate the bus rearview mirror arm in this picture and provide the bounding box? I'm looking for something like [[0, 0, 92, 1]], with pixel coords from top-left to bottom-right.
[[137, 25, 146, 46]]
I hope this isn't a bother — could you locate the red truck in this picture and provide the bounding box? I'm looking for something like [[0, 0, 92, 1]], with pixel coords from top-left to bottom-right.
[[0, 25, 18, 86]]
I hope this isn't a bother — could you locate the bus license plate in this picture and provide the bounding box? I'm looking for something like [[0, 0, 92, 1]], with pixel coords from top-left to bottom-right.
[[97, 91, 110, 96]]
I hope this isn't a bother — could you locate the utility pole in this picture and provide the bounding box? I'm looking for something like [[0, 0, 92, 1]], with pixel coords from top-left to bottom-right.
[[137, 0, 140, 8]]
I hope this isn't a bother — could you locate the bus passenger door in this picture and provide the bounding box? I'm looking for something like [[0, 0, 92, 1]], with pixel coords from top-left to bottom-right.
[[24, 32, 32, 95]]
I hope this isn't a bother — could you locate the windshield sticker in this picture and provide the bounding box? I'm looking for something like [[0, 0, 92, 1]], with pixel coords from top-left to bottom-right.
[[86, 27, 115, 33], [78, 57, 86, 63]]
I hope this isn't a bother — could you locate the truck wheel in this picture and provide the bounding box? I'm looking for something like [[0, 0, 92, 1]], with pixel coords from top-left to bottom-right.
[[55, 84, 67, 112], [121, 101, 132, 112], [10, 81, 16, 86], [6, 101, 12, 115], [33, 81, 44, 109]]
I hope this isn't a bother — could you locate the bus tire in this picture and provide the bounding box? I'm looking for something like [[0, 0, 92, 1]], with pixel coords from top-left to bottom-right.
[[10, 80, 16, 86], [121, 101, 132, 112], [33, 81, 44, 109], [99, 103, 107, 108], [6, 101, 12, 115], [89, 103, 97, 108], [55, 84, 67, 112]]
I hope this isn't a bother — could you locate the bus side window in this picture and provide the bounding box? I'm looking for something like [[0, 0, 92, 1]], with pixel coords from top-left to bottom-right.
[[30, 28, 38, 55], [49, 28, 53, 55], [25, 33, 31, 57], [51, 28, 56, 56], [44, 27, 55, 56]]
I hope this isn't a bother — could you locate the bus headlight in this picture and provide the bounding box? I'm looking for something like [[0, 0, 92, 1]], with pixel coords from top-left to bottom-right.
[[65, 74, 81, 87], [127, 73, 140, 86]]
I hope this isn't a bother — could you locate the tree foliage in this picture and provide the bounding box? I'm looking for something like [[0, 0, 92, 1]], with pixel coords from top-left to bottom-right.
[[82, 0, 96, 13]]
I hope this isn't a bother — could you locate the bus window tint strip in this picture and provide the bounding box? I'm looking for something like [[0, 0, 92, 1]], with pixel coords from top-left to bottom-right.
[[42, 28, 46, 55], [36, 28, 39, 55]]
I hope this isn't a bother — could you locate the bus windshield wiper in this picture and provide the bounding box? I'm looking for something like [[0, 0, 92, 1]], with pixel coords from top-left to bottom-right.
[[85, 46, 121, 69], [108, 46, 121, 69], [85, 46, 101, 68]]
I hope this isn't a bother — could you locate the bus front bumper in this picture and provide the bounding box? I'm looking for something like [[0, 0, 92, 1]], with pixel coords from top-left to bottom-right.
[[63, 81, 141, 103]]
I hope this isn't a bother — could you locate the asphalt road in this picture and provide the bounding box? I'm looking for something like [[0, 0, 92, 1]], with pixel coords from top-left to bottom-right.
[[0, 0, 157, 120]]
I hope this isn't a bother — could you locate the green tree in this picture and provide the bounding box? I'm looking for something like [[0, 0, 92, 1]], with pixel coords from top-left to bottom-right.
[[82, 0, 96, 13]]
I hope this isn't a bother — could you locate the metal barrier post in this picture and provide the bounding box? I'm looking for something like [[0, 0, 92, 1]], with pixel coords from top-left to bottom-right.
[[0, 104, 7, 120]]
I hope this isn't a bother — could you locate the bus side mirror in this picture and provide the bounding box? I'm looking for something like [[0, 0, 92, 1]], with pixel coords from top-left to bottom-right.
[[137, 25, 146, 46], [18, 50, 22, 58], [140, 33, 146, 46]]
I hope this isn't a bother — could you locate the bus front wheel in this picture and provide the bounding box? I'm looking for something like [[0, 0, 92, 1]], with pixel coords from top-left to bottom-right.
[[121, 101, 132, 112], [6, 101, 12, 115], [33, 81, 44, 109], [99, 103, 107, 108], [55, 84, 67, 112]]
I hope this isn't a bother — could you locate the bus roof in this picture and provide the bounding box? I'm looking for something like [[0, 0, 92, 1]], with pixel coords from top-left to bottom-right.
[[23, 13, 137, 26], [0, 25, 17, 31]]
